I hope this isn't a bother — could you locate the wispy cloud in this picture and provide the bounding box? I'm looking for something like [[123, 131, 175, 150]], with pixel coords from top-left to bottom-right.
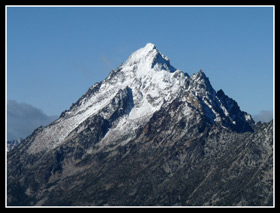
[[252, 110, 273, 123], [7, 100, 58, 141], [100, 54, 113, 71]]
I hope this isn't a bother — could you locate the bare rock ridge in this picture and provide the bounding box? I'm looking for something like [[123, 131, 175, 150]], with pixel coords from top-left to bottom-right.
[[7, 43, 273, 206]]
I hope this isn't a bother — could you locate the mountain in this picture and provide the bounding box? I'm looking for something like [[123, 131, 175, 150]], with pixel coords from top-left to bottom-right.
[[7, 43, 273, 206], [7, 138, 21, 152]]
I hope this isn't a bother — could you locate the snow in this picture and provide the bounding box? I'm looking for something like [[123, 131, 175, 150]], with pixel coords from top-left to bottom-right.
[[27, 89, 119, 154], [27, 43, 254, 154], [27, 43, 188, 154], [245, 114, 252, 122], [123, 43, 156, 68]]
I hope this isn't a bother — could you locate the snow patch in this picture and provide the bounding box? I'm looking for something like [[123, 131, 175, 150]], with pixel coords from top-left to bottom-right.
[[27, 43, 191, 154]]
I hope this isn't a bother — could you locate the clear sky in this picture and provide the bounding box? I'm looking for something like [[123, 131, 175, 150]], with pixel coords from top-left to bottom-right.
[[7, 6, 273, 118]]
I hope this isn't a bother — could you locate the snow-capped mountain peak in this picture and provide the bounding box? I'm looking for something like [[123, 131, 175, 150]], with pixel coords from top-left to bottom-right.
[[26, 43, 253, 154], [122, 43, 176, 73], [8, 43, 272, 207], [26, 43, 183, 153]]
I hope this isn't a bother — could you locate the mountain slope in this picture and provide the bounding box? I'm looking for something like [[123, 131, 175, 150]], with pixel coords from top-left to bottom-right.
[[7, 43, 273, 206], [7, 139, 21, 152]]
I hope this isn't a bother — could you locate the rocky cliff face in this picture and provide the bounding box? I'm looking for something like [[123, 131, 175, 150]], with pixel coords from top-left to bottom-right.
[[7, 43, 273, 206]]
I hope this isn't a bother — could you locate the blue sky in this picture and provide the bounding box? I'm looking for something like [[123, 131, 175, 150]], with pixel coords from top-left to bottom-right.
[[7, 6, 273, 119]]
